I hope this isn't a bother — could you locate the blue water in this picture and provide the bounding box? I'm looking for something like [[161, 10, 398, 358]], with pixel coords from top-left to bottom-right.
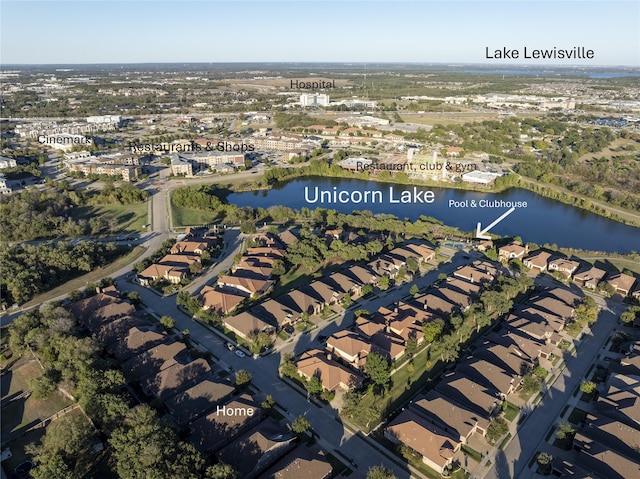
[[227, 177, 640, 254], [464, 69, 640, 78]]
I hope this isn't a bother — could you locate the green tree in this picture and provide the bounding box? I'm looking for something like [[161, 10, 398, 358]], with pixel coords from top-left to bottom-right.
[[555, 421, 576, 441], [422, 318, 444, 342], [486, 417, 509, 444], [306, 376, 323, 396], [409, 284, 419, 296], [206, 463, 239, 479], [235, 370, 252, 387], [30, 452, 79, 479], [361, 284, 373, 296], [580, 381, 597, 395], [521, 373, 541, 395], [280, 353, 298, 379], [272, 260, 286, 276], [291, 416, 311, 435], [365, 351, 391, 391], [378, 276, 390, 291], [405, 336, 418, 358], [406, 257, 419, 274], [160, 316, 176, 330], [366, 465, 398, 479]]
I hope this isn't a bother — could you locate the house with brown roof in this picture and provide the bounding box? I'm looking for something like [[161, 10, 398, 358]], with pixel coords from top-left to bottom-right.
[[453, 265, 494, 285], [458, 358, 520, 399], [326, 331, 372, 369], [106, 326, 168, 361], [345, 265, 380, 285], [165, 377, 235, 425], [498, 243, 528, 262], [607, 273, 637, 296], [435, 373, 501, 417], [529, 296, 575, 322], [444, 278, 482, 297], [139, 263, 187, 285], [369, 331, 406, 362], [200, 286, 245, 314], [296, 349, 363, 392], [68, 291, 121, 322], [486, 328, 551, 361], [523, 250, 553, 272], [94, 315, 149, 346], [435, 285, 475, 312], [577, 413, 640, 462], [232, 262, 273, 280], [122, 341, 188, 381], [170, 239, 214, 256], [367, 257, 399, 278], [354, 316, 386, 339], [307, 280, 344, 305], [573, 266, 607, 290], [190, 394, 263, 454], [280, 288, 324, 316], [257, 445, 332, 479], [246, 247, 286, 259], [216, 275, 273, 297], [82, 301, 137, 334], [217, 417, 295, 478], [223, 312, 275, 341], [403, 243, 435, 262], [277, 229, 298, 247], [141, 358, 211, 401], [322, 273, 361, 298], [252, 298, 297, 328], [575, 437, 640, 479], [548, 258, 581, 278], [412, 292, 458, 318], [410, 390, 490, 444], [473, 341, 534, 378], [385, 410, 461, 475]]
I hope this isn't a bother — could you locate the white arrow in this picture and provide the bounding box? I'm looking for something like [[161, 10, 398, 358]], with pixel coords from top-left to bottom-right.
[[476, 207, 516, 239]]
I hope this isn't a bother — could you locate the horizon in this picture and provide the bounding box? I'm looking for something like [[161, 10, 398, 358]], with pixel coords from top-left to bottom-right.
[[2, 1, 638, 66]]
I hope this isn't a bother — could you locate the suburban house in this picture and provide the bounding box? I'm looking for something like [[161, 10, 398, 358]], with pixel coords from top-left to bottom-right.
[[141, 358, 211, 401], [165, 377, 235, 425], [573, 266, 607, 290], [251, 298, 297, 328], [257, 445, 332, 479], [498, 243, 528, 262], [223, 312, 275, 341], [409, 390, 490, 444], [412, 292, 458, 318], [486, 328, 552, 361], [548, 258, 581, 278], [280, 289, 324, 316], [473, 341, 534, 377], [345, 265, 380, 286], [606, 273, 637, 296], [307, 280, 344, 306], [457, 358, 520, 399], [190, 394, 263, 455], [523, 250, 553, 272], [106, 326, 168, 361], [216, 417, 294, 478], [170, 239, 215, 255], [138, 263, 187, 285], [326, 331, 372, 369], [200, 286, 245, 315], [122, 341, 188, 381], [369, 331, 406, 362], [354, 315, 386, 339], [216, 275, 273, 297], [385, 410, 461, 475], [453, 264, 495, 285], [435, 373, 501, 418], [296, 349, 363, 392], [322, 272, 362, 298]]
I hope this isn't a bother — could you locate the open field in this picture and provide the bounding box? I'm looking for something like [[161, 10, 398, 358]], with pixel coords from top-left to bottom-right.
[[171, 204, 215, 228], [70, 203, 148, 233]]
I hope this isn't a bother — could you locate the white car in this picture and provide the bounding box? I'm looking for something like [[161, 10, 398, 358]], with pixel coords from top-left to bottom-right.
[[234, 350, 245, 358]]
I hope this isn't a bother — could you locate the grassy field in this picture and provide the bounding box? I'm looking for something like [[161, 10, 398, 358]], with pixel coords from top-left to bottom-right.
[[503, 401, 521, 422], [1, 359, 73, 442], [71, 203, 148, 233], [171, 204, 216, 228]]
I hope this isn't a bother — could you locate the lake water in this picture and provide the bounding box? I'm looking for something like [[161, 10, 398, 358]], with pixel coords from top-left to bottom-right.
[[227, 177, 640, 254]]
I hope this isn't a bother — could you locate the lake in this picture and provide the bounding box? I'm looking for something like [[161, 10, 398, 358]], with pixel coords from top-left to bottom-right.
[[227, 177, 640, 254]]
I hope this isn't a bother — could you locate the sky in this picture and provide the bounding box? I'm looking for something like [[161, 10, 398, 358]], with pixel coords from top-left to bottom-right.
[[1, 1, 639, 66]]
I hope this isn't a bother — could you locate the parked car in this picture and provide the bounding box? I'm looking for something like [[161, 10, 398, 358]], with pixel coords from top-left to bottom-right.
[[225, 343, 234, 351], [235, 349, 245, 358]]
